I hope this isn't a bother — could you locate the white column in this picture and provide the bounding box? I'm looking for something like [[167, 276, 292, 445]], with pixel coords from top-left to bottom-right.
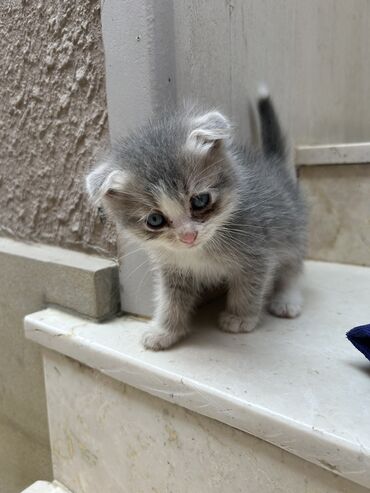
[[101, 0, 176, 316]]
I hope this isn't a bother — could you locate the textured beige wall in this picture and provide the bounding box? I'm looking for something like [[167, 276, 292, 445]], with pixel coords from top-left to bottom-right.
[[0, 0, 115, 256]]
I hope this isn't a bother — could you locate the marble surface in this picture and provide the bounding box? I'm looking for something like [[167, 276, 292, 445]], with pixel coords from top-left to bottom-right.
[[22, 481, 72, 493], [301, 164, 370, 266], [296, 142, 370, 165], [25, 261, 370, 489], [44, 351, 369, 493]]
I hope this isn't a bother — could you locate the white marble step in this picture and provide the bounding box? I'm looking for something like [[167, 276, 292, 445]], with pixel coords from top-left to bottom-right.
[[25, 260, 370, 490], [21, 481, 72, 493]]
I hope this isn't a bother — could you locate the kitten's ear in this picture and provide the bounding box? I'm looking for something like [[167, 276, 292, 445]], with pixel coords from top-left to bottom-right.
[[186, 111, 231, 155], [85, 162, 128, 205]]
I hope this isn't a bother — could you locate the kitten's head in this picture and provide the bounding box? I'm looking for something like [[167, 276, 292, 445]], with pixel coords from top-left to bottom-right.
[[86, 108, 239, 252]]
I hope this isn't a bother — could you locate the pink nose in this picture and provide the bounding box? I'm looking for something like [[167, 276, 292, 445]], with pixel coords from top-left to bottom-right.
[[179, 231, 198, 245]]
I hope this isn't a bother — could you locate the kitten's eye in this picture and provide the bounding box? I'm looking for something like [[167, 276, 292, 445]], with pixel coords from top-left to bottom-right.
[[191, 193, 210, 210], [146, 212, 166, 229]]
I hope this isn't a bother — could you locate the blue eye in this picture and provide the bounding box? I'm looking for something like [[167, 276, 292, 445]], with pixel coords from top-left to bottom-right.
[[191, 193, 210, 210], [146, 212, 166, 229]]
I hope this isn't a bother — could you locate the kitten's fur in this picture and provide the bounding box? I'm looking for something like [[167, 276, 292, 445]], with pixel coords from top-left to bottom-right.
[[86, 90, 307, 350]]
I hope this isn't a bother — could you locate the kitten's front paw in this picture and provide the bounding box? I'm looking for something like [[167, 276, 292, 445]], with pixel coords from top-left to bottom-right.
[[219, 312, 258, 334], [142, 329, 180, 351]]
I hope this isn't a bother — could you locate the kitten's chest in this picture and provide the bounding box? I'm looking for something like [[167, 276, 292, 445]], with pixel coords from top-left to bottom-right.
[[163, 249, 230, 284]]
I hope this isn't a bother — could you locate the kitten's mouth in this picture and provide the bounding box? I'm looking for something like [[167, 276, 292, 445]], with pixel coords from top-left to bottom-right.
[[177, 240, 199, 249], [178, 231, 198, 246], [177, 238, 202, 249]]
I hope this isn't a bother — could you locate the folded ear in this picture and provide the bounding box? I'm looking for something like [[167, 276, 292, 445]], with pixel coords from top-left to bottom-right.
[[85, 162, 128, 205], [186, 111, 231, 155]]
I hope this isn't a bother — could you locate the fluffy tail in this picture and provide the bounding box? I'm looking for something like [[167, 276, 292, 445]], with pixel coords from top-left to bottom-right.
[[257, 84, 286, 160]]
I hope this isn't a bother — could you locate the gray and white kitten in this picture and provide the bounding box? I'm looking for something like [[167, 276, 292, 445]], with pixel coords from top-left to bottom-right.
[[86, 89, 307, 350]]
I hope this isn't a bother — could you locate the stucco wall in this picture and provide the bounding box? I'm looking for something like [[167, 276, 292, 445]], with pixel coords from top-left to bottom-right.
[[0, 0, 115, 256]]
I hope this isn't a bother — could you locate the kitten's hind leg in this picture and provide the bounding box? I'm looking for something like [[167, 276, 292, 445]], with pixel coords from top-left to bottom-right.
[[268, 261, 303, 319]]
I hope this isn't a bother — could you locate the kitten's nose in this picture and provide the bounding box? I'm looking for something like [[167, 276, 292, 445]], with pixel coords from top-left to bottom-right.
[[179, 231, 198, 245]]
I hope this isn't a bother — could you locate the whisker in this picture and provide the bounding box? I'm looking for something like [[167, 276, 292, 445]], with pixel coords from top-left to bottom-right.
[[117, 246, 147, 262]]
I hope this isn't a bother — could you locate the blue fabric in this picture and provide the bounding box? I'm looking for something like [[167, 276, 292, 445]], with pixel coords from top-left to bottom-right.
[[347, 324, 370, 362]]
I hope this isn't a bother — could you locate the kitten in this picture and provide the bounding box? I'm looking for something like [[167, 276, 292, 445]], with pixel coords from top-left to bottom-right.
[[86, 89, 307, 350]]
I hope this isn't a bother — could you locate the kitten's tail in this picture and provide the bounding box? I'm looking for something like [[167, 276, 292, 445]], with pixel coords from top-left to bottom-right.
[[257, 84, 286, 160]]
